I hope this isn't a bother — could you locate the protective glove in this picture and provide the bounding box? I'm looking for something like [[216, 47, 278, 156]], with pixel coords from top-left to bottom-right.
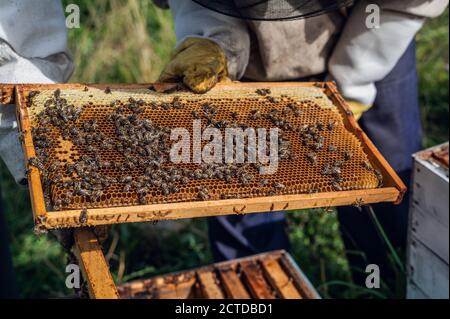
[[158, 37, 229, 93], [346, 100, 372, 121], [0, 104, 27, 186]]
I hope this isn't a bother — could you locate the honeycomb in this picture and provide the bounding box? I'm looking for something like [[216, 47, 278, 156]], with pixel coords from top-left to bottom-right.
[[25, 85, 380, 212]]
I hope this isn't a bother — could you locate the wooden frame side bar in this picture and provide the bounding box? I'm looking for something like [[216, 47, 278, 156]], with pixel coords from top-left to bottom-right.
[[73, 228, 119, 299], [324, 82, 407, 203]]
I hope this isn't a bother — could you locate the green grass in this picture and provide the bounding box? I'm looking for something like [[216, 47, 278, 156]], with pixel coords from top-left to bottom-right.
[[0, 1, 448, 298]]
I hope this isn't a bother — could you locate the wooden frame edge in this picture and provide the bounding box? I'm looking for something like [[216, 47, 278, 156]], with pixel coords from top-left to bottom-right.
[[15, 85, 48, 227], [323, 82, 407, 204], [73, 228, 119, 299], [42, 187, 399, 229]]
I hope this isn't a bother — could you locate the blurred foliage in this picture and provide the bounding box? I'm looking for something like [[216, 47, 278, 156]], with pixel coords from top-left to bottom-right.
[[416, 9, 449, 147], [0, 1, 448, 298]]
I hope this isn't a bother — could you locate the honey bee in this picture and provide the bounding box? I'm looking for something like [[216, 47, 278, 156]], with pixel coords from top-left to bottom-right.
[[53, 199, 62, 211], [258, 179, 269, 187], [273, 182, 285, 190], [316, 122, 325, 131], [309, 142, 323, 151], [120, 176, 133, 183], [344, 151, 353, 161], [327, 120, 337, 131], [27, 90, 40, 106], [321, 164, 332, 176], [307, 152, 317, 165], [328, 145, 337, 152], [230, 111, 239, 120], [255, 88, 271, 96], [90, 190, 102, 202], [161, 183, 170, 196], [54, 89, 61, 99], [331, 181, 343, 191], [62, 192, 73, 206], [330, 166, 342, 177], [334, 160, 344, 167], [374, 169, 384, 187], [333, 175, 343, 184], [28, 157, 45, 171], [189, 111, 199, 119], [267, 95, 280, 104], [197, 186, 210, 201], [353, 198, 365, 209], [138, 195, 148, 205], [79, 208, 88, 224], [363, 160, 372, 171], [104, 87, 112, 94]]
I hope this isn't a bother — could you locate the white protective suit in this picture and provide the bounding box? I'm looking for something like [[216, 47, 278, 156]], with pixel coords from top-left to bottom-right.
[[0, 0, 74, 183], [169, 0, 448, 105]]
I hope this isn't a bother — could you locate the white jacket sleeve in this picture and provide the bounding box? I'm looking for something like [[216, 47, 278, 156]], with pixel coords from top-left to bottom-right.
[[328, 0, 448, 106], [0, 0, 74, 83], [168, 0, 250, 80], [0, 0, 74, 184]]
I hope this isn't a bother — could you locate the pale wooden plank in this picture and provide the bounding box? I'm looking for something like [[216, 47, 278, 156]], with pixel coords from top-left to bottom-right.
[[261, 258, 302, 299], [43, 188, 400, 229], [154, 277, 178, 299], [278, 254, 320, 299], [411, 204, 449, 263], [197, 271, 225, 299], [73, 228, 119, 299], [408, 237, 449, 299], [240, 262, 276, 299], [218, 267, 250, 299]]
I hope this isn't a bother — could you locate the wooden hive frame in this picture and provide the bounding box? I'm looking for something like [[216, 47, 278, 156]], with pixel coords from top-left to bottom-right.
[[13, 82, 406, 230]]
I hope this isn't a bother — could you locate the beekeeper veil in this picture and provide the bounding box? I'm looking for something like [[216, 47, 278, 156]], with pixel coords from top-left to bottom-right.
[[190, 0, 354, 20]]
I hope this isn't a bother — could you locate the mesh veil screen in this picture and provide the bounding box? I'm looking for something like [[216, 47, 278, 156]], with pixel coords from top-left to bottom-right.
[[192, 0, 354, 21]]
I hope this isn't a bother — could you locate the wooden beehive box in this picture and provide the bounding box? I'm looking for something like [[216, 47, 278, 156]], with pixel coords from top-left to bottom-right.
[[12, 82, 406, 230], [118, 250, 320, 299], [407, 143, 449, 299]]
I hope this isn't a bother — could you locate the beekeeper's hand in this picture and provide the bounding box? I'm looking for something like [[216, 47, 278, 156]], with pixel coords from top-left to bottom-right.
[[158, 37, 229, 93], [346, 101, 372, 121], [0, 104, 27, 186]]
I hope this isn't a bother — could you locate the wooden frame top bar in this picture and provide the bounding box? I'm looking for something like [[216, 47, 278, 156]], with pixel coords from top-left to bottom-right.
[[15, 82, 406, 230]]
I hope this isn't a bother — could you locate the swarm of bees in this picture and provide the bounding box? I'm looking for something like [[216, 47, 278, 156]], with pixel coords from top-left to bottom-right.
[[25, 87, 383, 212]]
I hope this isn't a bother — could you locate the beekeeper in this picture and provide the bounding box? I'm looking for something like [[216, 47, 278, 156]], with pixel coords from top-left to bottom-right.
[[156, 0, 448, 285], [0, 0, 74, 297]]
